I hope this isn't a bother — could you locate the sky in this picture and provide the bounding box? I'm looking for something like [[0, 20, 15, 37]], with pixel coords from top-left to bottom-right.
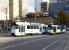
[[0, 0, 49, 12], [28, 0, 49, 12], [0, 0, 43, 12], [28, 0, 35, 12], [0, 0, 8, 12], [28, 0, 43, 12], [0, 0, 9, 20], [0, 0, 49, 20]]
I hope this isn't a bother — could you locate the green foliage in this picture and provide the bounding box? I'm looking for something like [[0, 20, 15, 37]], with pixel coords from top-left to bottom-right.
[[58, 10, 66, 24], [57, 10, 69, 24]]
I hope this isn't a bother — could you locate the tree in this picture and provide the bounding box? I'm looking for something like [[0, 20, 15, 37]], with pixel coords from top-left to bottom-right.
[[57, 10, 66, 24], [65, 14, 69, 24], [26, 13, 33, 18]]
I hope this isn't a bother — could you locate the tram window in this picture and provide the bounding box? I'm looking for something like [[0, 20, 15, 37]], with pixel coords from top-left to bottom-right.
[[61, 25, 65, 29], [34, 26, 39, 29], [43, 26, 46, 29], [57, 27, 60, 29], [27, 25, 30, 29], [11, 26, 15, 29], [37, 26, 39, 29], [34, 26, 37, 29], [16, 26, 18, 29], [11, 25, 18, 29], [31, 26, 33, 29], [48, 24, 52, 27], [34, 26, 36, 29], [53, 27, 56, 29]]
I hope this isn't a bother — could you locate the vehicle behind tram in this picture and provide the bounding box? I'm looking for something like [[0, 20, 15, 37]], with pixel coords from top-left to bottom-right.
[[47, 25, 66, 35]]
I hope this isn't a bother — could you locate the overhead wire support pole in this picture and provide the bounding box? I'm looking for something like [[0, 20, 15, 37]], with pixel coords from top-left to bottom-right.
[[34, 0, 36, 23], [5, 8, 8, 32], [5, 8, 7, 23]]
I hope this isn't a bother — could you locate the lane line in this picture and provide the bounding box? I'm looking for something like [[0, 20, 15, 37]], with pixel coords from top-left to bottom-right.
[[0, 36, 52, 50], [0, 39, 41, 50], [42, 39, 60, 50]]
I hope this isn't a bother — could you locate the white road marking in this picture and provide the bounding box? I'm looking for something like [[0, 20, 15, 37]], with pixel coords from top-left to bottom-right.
[[0, 39, 40, 50], [0, 36, 52, 50], [42, 39, 60, 50]]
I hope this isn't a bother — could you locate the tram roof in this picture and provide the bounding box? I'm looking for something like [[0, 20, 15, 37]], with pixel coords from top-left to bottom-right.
[[15, 21, 41, 26]]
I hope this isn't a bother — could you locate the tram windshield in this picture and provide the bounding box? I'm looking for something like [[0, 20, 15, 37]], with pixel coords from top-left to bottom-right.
[[11, 25, 18, 29]]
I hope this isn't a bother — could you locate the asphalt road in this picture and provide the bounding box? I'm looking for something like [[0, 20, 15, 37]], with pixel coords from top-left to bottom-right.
[[0, 31, 69, 50]]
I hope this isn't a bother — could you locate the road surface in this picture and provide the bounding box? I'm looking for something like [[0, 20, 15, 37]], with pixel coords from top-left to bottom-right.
[[0, 31, 69, 50]]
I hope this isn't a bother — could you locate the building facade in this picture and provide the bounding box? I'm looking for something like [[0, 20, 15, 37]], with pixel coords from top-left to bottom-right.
[[41, 2, 47, 13], [48, 0, 69, 16], [43, 0, 50, 11], [0, 0, 46, 20], [9, 0, 28, 20], [0, 0, 28, 20]]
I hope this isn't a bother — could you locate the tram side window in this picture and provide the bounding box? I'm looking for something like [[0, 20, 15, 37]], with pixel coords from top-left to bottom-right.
[[34, 26, 36, 29], [11, 26, 15, 29], [36, 26, 39, 29], [57, 27, 60, 29], [43, 26, 46, 29], [31, 26, 33, 29], [16, 25, 18, 29], [27, 25, 30, 29], [34, 26, 39, 29], [12, 25, 18, 29], [27, 25, 39, 29]]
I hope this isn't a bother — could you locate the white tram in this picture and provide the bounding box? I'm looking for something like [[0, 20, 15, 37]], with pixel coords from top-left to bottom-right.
[[11, 21, 66, 36], [11, 21, 47, 36], [47, 25, 66, 35]]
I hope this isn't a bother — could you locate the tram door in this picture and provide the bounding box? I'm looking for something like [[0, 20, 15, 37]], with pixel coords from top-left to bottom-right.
[[19, 25, 25, 35]]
